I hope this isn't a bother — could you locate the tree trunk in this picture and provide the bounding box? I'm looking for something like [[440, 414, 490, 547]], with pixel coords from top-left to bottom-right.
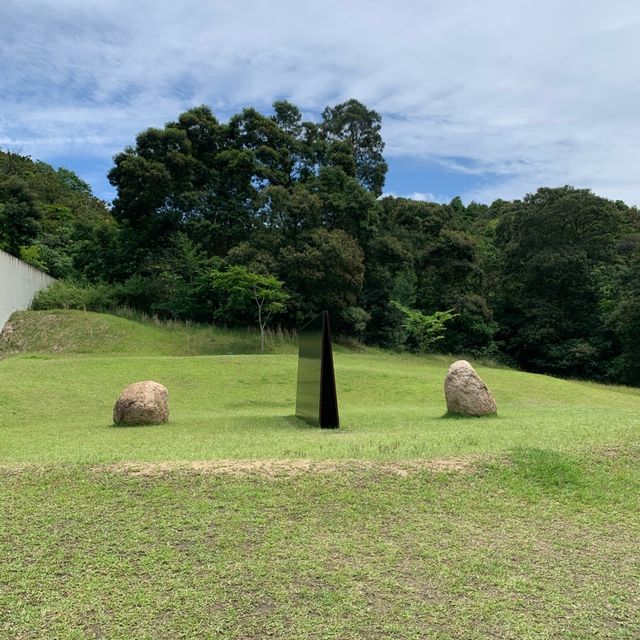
[[257, 298, 265, 353]]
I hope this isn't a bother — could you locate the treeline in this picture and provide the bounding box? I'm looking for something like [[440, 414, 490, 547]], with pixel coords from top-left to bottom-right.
[[1, 99, 639, 385]]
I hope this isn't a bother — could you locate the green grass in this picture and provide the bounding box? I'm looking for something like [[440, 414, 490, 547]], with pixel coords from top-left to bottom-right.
[[0, 348, 639, 463], [1, 310, 639, 638], [2, 453, 639, 639], [0, 309, 296, 357]]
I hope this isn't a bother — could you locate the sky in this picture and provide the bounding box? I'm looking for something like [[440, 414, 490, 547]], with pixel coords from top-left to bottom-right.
[[1, 0, 640, 205]]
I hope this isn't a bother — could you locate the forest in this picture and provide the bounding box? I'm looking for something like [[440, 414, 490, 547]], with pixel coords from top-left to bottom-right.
[[1, 99, 639, 386]]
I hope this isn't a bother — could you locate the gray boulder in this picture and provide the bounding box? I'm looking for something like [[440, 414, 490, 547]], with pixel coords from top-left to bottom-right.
[[444, 360, 497, 416], [113, 380, 169, 425]]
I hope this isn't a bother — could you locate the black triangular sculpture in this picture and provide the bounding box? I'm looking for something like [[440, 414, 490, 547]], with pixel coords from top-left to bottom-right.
[[295, 311, 340, 428]]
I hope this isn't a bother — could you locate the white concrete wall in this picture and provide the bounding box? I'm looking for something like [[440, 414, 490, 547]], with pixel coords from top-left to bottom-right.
[[0, 249, 56, 329]]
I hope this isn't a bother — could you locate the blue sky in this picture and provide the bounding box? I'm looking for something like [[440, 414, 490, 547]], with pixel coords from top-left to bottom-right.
[[1, 0, 640, 205]]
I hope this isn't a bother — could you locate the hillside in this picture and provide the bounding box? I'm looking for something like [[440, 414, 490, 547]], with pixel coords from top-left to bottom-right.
[[0, 309, 296, 358]]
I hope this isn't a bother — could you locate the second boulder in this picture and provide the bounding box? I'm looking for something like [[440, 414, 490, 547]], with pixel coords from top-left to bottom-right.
[[444, 360, 496, 417]]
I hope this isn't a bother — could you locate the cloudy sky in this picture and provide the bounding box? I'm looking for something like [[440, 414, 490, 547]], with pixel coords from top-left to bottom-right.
[[1, 0, 639, 204]]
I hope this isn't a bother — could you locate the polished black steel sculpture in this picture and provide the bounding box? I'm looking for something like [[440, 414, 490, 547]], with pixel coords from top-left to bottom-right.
[[295, 311, 339, 428]]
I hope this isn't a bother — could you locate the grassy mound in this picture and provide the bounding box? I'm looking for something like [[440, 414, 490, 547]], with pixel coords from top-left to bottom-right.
[[0, 309, 296, 357]]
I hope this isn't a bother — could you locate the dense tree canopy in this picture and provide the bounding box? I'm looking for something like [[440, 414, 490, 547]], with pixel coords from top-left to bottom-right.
[[1, 99, 639, 386]]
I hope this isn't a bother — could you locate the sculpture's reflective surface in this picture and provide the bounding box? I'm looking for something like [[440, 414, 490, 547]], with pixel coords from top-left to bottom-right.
[[295, 311, 339, 428]]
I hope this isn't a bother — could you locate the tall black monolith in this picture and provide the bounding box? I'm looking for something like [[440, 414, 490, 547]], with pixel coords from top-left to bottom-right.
[[295, 311, 339, 428]]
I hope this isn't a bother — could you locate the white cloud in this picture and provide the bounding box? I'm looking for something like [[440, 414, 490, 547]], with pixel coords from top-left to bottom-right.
[[411, 192, 451, 204], [383, 191, 450, 204], [1, 0, 640, 203]]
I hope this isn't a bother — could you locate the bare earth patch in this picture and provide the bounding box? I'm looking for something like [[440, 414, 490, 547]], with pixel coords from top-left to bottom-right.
[[92, 456, 481, 477]]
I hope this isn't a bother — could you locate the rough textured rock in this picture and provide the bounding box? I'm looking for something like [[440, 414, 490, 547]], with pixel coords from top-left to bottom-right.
[[113, 381, 169, 425], [444, 360, 497, 416]]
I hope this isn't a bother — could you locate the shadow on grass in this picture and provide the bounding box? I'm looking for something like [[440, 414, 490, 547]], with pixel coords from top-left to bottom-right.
[[106, 414, 342, 432], [473, 447, 596, 504], [283, 414, 319, 430], [439, 411, 501, 420], [109, 421, 166, 429]]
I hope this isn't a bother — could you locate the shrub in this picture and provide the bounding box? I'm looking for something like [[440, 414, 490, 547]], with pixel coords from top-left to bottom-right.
[[32, 280, 119, 311], [391, 301, 458, 353]]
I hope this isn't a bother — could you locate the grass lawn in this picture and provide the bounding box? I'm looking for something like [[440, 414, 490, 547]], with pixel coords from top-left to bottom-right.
[[1, 311, 639, 638]]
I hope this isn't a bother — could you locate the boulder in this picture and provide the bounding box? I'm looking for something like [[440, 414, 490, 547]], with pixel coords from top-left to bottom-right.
[[113, 380, 169, 425], [444, 360, 496, 416]]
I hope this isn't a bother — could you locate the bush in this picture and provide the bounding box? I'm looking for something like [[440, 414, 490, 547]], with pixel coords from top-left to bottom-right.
[[32, 280, 120, 311], [391, 301, 458, 353]]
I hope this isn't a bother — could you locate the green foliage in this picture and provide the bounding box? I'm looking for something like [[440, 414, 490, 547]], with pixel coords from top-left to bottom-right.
[[4, 105, 640, 387], [392, 302, 458, 352], [277, 227, 367, 333], [494, 186, 627, 379], [31, 280, 119, 312], [210, 266, 288, 351], [210, 266, 288, 320], [606, 238, 640, 385], [0, 149, 114, 279], [19, 244, 47, 271], [0, 178, 41, 254], [144, 233, 217, 321], [321, 98, 388, 196]]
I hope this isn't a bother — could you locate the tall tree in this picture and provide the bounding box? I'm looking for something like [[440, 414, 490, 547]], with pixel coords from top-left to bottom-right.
[[321, 99, 388, 196], [278, 228, 367, 334]]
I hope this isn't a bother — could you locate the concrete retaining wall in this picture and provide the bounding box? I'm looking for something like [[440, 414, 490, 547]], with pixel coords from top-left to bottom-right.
[[0, 249, 56, 329]]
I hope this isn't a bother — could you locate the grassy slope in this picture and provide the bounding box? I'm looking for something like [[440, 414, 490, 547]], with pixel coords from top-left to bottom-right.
[[1, 310, 639, 639], [0, 309, 296, 357]]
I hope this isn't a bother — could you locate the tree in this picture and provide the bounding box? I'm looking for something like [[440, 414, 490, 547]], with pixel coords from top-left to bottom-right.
[[277, 228, 366, 334], [321, 99, 388, 196], [257, 184, 322, 238], [392, 302, 458, 353], [0, 150, 114, 278], [364, 196, 495, 354], [143, 233, 216, 321], [310, 166, 379, 240], [0, 178, 41, 255], [228, 107, 293, 187], [210, 266, 289, 352], [494, 186, 623, 377], [605, 233, 640, 386]]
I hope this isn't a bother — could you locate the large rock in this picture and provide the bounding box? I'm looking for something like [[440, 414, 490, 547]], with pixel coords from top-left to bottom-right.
[[444, 360, 496, 416], [113, 381, 169, 425]]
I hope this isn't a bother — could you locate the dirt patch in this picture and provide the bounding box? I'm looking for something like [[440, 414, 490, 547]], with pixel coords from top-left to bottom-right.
[[92, 456, 481, 478], [84, 624, 105, 639], [0, 463, 51, 476]]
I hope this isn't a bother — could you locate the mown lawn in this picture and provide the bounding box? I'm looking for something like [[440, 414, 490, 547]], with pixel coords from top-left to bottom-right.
[[1, 349, 640, 463], [2, 450, 639, 639], [1, 311, 639, 638]]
